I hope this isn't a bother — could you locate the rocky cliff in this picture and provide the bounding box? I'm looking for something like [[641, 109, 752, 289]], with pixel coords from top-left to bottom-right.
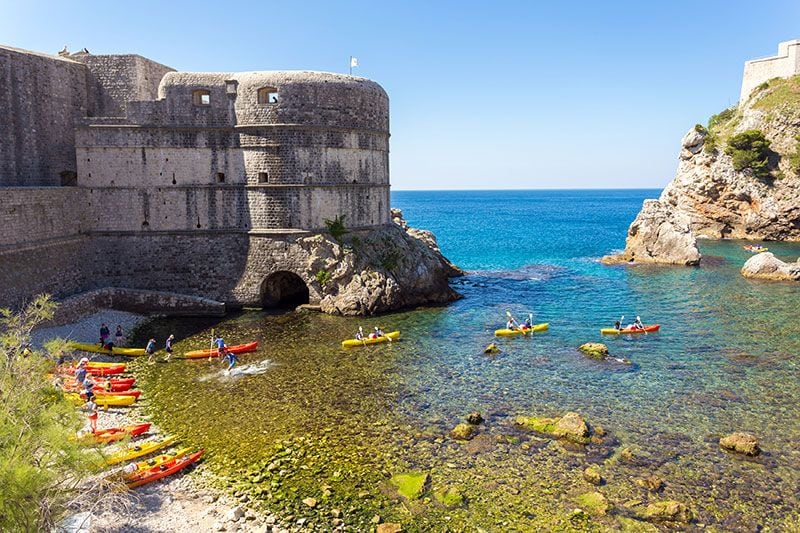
[[607, 74, 800, 265], [301, 214, 462, 316]]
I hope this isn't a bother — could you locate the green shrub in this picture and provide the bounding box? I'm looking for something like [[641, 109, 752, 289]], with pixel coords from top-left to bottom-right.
[[0, 295, 104, 531], [703, 133, 718, 153], [708, 107, 736, 131], [725, 130, 775, 180], [694, 124, 707, 134], [789, 134, 800, 175], [315, 269, 332, 286], [380, 251, 401, 272], [324, 214, 348, 242]]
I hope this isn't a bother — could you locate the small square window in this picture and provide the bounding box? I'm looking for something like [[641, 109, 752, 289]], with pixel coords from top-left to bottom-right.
[[217, 172, 225, 183], [257, 87, 279, 105], [258, 172, 269, 183], [193, 89, 211, 106]]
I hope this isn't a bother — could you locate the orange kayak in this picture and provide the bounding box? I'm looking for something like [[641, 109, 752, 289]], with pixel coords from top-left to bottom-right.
[[183, 342, 258, 359], [79, 389, 141, 399], [600, 324, 661, 335], [85, 423, 151, 444], [59, 364, 127, 376], [61, 377, 135, 392], [126, 450, 205, 488]]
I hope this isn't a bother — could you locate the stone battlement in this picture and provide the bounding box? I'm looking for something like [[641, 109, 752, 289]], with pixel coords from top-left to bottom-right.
[[740, 39, 800, 102]]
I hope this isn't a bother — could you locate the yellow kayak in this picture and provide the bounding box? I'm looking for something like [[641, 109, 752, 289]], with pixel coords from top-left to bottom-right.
[[341, 331, 401, 348], [68, 342, 147, 357], [495, 323, 549, 336], [105, 436, 178, 465], [66, 393, 136, 407], [124, 447, 192, 479]]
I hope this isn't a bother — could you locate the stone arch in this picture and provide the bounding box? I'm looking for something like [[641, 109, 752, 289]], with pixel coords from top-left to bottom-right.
[[260, 271, 309, 308]]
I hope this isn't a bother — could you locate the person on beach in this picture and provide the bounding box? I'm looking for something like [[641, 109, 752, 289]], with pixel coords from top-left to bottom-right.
[[115, 325, 125, 347], [214, 335, 226, 357], [165, 334, 175, 362], [99, 323, 110, 345], [84, 400, 98, 433], [74, 358, 89, 384], [82, 375, 95, 403], [145, 338, 157, 363]]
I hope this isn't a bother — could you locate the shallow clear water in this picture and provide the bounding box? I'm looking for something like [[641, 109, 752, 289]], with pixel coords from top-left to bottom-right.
[[136, 190, 800, 530]]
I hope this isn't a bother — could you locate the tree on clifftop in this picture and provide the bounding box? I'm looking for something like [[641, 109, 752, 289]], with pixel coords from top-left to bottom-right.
[[725, 130, 776, 181]]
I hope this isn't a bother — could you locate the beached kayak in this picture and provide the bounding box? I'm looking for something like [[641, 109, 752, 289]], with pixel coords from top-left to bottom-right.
[[61, 377, 135, 392], [68, 342, 147, 357], [59, 364, 127, 376], [494, 323, 550, 336], [122, 448, 192, 480], [84, 423, 151, 444], [79, 389, 141, 399], [105, 436, 178, 465], [183, 342, 259, 359], [126, 450, 205, 488], [67, 393, 136, 407], [341, 331, 401, 348], [600, 324, 661, 335]]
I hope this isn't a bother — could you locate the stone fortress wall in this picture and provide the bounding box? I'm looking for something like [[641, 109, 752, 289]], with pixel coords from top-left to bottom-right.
[[0, 44, 391, 311], [740, 39, 800, 102]]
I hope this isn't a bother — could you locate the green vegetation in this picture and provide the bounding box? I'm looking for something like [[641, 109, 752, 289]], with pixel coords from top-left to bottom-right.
[[324, 214, 348, 243], [380, 250, 401, 271], [790, 134, 800, 176], [315, 269, 332, 287], [752, 74, 800, 111], [725, 130, 776, 180], [693, 124, 707, 135], [704, 106, 738, 153], [0, 295, 92, 531]]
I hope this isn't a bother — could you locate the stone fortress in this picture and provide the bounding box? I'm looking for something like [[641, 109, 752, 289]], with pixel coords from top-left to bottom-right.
[[739, 39, 800, 102], [0, 44, 457, 315]]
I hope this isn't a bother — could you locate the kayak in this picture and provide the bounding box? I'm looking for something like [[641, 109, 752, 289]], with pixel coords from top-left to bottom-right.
[[743, 245, 768, 253], [341, 331, 401, 348], [600, 324, 661, 335], [68, 342, 147, 357], [122, 448, 192, 480], [62, 361, 126, 369], [79, 389, 141, 399], [61, 377, 135, 392], [105, 436, 178, 465], [495, 323, 550, 336], [67, 393, 136, 407], [59, 365, 127, 377], [126, 450, 205, 488], [183, 342, 259, 359], [84, 423, 151, 444]]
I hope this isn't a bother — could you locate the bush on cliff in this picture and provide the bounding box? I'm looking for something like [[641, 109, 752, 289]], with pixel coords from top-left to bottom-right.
[[790, 134, 800, 176], [0, 295, 93, 531], [324, 214, 348, 242], [725, 130, 775, 180]]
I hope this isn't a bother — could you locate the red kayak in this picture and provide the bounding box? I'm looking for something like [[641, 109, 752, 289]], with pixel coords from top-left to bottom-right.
[[79, 389, 141, 399], [600, 324, 661, 335], [59, 365, 127, 377], [87, 423, 151, 444], [183, 342, 258, 359], [61, 377, 135, 392], [126, 449, 205, 488]]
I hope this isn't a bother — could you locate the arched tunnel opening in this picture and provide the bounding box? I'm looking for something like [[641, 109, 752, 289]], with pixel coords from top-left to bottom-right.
[[260, 271, 310, 309]]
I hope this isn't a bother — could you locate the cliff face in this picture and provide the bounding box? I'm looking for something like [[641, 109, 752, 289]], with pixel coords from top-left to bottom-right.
[[608, 74, 800, 265]]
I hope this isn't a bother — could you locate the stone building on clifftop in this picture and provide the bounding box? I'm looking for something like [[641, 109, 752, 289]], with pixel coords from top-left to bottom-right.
[[0, 44, 457, 315]]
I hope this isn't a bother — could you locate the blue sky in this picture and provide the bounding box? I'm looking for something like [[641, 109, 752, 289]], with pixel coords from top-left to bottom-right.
[[3, 0, 799, 189]]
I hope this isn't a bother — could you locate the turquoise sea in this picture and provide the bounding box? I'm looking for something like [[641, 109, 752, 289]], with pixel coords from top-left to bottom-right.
[[139, 189, 800, 530]]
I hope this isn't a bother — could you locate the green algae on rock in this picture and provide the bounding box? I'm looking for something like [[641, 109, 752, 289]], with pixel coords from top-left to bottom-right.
[[579, 342, 609, 360], [719, 432, 760, 456], [640, 500, 693, 523], [583, 465, 603, 486], [390, 472, 430, 501], [515, 412, 591, 444], [574, 491, 612, 516], [433, 486, 465, 509], [450, 422, 477, 441]]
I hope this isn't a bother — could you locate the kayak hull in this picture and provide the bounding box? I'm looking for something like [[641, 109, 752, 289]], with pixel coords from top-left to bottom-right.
[[126, 450, 205, 488], [67, 393, 136, 407], [62, 377, 135, 392], [600, 324, 660, 335], [341, 331, 401, 348], [495, 323, 549, 336], [184, 342, 259, 359], [105, 436, 178, 465], [59, 365, 127, 377], [80, 389, 141, 399], [86, 423, 151, 444], [68, 342, 147, 357], [123, 448, 192, 480]]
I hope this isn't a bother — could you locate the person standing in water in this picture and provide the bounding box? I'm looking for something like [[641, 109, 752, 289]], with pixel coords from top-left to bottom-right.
[[223, 348, 238, 373], [164, 334, 175, 362], [145, 338, 157, 363]]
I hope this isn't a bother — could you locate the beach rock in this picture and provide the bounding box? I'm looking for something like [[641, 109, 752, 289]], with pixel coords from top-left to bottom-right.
[[574, 491, 612, 516], [465, 411, 484, 425], [302, 497, 318, 508], [484, 343, 500, 354], [450, 423, 477, 441], [741, 252, 800, 281], [720, 432, 761, 456], [634, 475, 664, 492], [602, 200, 701, 266], [433, 486, 465, 509], [225, 507, 244, 522], [515, 412, 591, 444], [579, 343, 609, 360], [389, 471, 430, 500], [376, 524, 403, 533], [640, 500, 693, 523], [583, 466, 603, 485]]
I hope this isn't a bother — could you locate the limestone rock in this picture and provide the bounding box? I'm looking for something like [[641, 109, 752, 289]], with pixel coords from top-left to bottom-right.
[[720, 432, 761, 456], [680, 128, 706, 158], [640, 500, 693, 523], [579, 343, 609, 360], [433, 486, 465, 509], [633, 474, 664, 492], [741, 252, 800, 281], [552, 412, 591, 444], [450, 423, 477, 441], [376, 524, 403, 533], [465, 411, 484, 425], [574, 491, 612, 516], [602, 200, 701, 266], [225, 507, 244, 522], [583, 466, 603, 485], [302, 497, 317, 508]]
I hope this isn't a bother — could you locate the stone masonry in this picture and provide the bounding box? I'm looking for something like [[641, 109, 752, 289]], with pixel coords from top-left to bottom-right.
[[740, 39, 800, 102]]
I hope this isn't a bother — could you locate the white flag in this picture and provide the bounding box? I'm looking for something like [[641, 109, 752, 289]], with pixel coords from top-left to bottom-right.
[[350, 57, 358, 68]]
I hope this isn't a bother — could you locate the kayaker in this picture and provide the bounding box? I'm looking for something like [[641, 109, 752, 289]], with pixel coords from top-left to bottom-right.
[[632, 316, 644, 330], [74, 358, 89, 383], [214, 336, 226, 356], [506, 318, 518, 331], [375, 327, 385, 337], [355, 327, 364, 341], [164, 334, 175, 362], [614, 320, 622, 331], [145, 338, 157, 363], [84, 400, 98, 433], [115, 325, 125, 347], [99, 323, 110, 346], [522, 317, 532, 330]]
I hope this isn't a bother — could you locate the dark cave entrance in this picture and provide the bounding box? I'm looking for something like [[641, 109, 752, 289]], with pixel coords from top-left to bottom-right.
[[260, 271, 310, 308]]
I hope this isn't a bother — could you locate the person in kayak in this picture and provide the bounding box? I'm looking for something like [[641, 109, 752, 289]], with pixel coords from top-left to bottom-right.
[[74, 358, 89, 384], [164, 334, 175, 362], [522, 317, 532, 330], [632, 316, 644, 330], [506, 317, 518, 331], [355, 327, 365, 341], [214, 335, 226, 356], [146, 338, 157, 363]]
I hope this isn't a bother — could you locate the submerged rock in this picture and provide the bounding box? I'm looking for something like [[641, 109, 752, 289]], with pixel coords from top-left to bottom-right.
[[640, 500, 693, 523], [633, 475, 664, 492], [484, 343, 500, 354], [390, 471, 430, 500], [741, 252, 800, 281], [376, 524, 403, 533], [433, 486, 465, 509], [579, 343, 609, 360], [601, 200, 701, 266], [583, 465, 603, 486], [720, 432, 761, 456], [514, 412, 591, 444], [465, 411, 484, 425], [574, 491, 612, 516], [450, 423, 477, 441]]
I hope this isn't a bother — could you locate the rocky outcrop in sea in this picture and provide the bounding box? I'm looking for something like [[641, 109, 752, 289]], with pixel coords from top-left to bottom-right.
[[741, 252, 800, 281]]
